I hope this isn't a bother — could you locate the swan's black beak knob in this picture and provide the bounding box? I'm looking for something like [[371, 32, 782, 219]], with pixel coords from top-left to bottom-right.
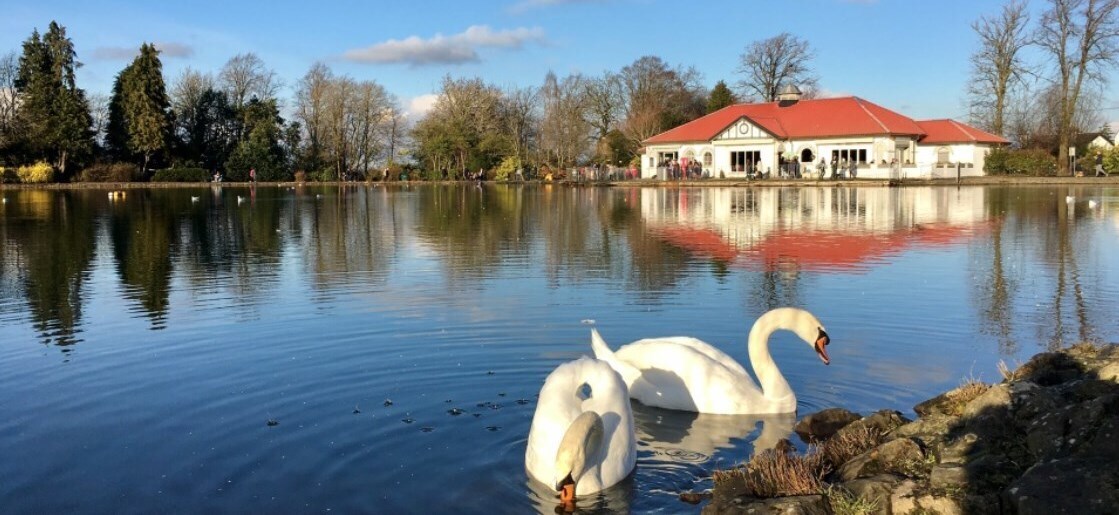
[[815, 329, 830, 365]]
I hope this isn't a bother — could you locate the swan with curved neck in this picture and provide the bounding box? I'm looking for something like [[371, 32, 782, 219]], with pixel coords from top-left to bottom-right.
[[591, 307, 830, 414], [525, 358, 636, 509]]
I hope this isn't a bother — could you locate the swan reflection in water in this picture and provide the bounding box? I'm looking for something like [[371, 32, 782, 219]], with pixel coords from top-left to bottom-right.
[[632, 404, 796, 464], [522, 404, 794, 514]]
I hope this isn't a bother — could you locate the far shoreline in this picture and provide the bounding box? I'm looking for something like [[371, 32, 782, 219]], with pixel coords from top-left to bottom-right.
[[1, 174, 1117, 191]]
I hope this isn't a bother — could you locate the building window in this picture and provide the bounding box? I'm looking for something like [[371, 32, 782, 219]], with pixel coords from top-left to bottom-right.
[[703, 152, 712, 166], [801, 148, 815, 162], [657, 151, 678, 166], [831, 149, 868, 164], [937, 147, 950, 164], [730, 150, 762, 172]]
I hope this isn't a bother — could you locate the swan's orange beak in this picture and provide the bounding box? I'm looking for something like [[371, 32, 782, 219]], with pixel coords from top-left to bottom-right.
[[815, 331, 830, 365]]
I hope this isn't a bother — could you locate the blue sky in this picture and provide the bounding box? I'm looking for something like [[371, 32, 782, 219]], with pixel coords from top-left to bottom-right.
[[2, 0, 1116, 124]]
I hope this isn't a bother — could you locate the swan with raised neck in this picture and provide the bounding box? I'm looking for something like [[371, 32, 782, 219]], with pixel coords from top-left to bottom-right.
[[591, 307, 830, 414]]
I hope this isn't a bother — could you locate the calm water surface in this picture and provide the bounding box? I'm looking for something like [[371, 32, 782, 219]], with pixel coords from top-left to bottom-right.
[[1, 184, 1117, 513]]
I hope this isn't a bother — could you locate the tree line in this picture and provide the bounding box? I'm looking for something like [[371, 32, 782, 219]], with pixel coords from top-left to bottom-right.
[[968, 0, 1119, 175], [1, 4, 1117, 183]]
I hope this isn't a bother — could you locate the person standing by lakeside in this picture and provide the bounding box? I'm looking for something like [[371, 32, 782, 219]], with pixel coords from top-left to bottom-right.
[[817, 158, 826, 179], [830, 157, 838, 180], [849, 158, 857, 179], [1096, 152, 1108, 177], [249, 168, 256, 183]]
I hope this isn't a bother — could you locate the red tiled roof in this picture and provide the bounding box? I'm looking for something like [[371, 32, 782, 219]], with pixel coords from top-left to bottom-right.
[[915, 119, 1009, 145], [643, 97, 927, 144]]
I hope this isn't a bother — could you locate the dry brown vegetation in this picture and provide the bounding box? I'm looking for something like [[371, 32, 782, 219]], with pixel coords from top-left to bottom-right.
[[819, 425, 885, 469]]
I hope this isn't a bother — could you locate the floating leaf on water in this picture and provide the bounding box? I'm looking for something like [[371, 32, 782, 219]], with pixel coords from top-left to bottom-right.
[[267, 419, 279, 427], [383, 399, 393, 407], [447, 408, 464, 416], [581, 319, 595, 325], [420, 427, 435, 433], [401, 418, 415, 424]]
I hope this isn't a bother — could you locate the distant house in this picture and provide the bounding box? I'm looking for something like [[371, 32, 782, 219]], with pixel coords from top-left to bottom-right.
[[1076, 132, 1114, 151], [640, 85, 1009, 179]]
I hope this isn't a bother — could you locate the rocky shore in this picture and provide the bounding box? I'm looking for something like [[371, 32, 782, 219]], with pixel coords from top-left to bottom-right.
[[702, 342, 1119, 515]]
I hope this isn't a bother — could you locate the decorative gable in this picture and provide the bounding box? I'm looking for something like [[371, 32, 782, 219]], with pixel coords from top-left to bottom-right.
[[715, 117, 772, 141]]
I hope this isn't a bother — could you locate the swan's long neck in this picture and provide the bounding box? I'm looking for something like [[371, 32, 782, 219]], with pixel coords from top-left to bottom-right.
[[747, 310, 794, 402]]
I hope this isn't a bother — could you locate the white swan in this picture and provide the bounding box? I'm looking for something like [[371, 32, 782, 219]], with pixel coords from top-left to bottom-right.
[[525, 358, 636, 508], [191, 196, 200, 202], [591, 307, 830, 415]]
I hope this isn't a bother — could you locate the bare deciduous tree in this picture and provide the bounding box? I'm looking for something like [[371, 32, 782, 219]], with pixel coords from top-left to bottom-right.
[[501, 86, 538, 170], [294, 62, 332, 172], [968, 0, 1031, 135], [219, 53, 280, 110], [618, 56, 704, 146], [735, 33, 818, 102], [1035, 0, 1119, 174], [539, 71, 590, 169], [582, 73, 623, 144], [88, 92, 110, 147], [0, 51, 20, 150]]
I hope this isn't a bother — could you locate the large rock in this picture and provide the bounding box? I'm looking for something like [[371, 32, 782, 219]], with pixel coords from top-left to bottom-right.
[[962, 383, 1011, 419], [794, 408, 860, 443], [1003, 457, 1119, 515], [835, 438, 923, 482], [835, 410, 910, 441], [702, 494, 829, 515], [839, 474, 900, 515], [892, 413, 955, 447]]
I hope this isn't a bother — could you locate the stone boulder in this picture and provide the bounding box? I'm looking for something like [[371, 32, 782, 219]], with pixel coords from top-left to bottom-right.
[[835, 438, 923, 482], [794, 408, 860, 443], [837, 474, 900, 515], [1003, 457, 1119, 515], [835, 409, 910, 441], [702, 494, 829, 515]]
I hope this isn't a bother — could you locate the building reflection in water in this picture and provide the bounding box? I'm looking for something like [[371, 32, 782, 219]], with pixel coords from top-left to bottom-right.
[[642, 186, 988, 273]]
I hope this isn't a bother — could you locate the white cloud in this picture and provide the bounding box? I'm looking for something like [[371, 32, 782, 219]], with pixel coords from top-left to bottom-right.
[[91, 42, 194, 61], [343, 25, 545, 66], [406, 94, 439, 118], [815, 88, 852, 99], [509, 0, 607, 14]]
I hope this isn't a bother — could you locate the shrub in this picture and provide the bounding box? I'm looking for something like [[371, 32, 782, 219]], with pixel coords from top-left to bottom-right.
[[494, 156, 519, 181], [985, 148, 1057, 176], [17, 162, 55, 183], [0, 167, 17, 184], [151, 168, 210, 182], [294, 170, 307, 183], [79, 163, 140, 183]]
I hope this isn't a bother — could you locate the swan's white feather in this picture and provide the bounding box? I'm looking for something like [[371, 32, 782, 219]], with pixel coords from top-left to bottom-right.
[[525, 357, 635, 496]]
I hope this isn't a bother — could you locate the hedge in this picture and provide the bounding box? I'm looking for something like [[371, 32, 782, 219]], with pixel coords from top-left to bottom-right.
[[984, 148, 1057, 176], [151, 168, 211, 183], [79, 163, 140, 183]]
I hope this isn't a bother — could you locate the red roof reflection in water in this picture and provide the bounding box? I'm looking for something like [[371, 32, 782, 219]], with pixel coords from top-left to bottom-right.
[[652, 223, 988, 272]]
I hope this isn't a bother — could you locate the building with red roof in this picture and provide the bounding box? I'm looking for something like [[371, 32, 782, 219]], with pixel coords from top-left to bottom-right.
[[641, 86, 1008, 179]]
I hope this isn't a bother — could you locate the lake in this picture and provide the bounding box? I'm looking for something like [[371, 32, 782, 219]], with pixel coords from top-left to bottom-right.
[[1, 184, 1116, 513]]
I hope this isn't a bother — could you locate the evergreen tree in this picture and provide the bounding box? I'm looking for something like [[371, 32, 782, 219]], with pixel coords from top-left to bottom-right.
[[707, 80, 738, 113], [225, 97, 288, 181], [107, 43, 171, 174], [15, 22, 92, 178]]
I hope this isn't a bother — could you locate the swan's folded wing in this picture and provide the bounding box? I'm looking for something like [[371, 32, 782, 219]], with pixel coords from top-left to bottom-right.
[[625, 337, 750, 378]]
